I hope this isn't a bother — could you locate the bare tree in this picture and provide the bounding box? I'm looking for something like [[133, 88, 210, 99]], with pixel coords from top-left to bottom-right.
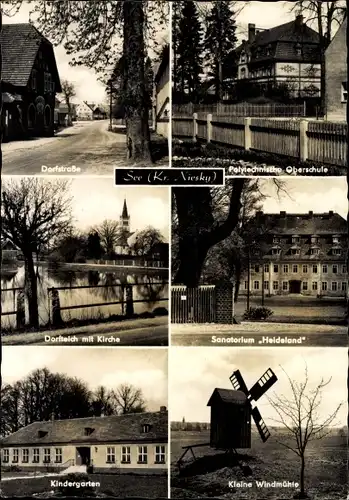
[[130, 226, 164, 256], [1, 179, 72, 328], [112, 383, 146, 414], [60, 79, 77, 114], [94, 219, 121, 256], [268, 364, 343, 499], [287, 1, 347, 115]]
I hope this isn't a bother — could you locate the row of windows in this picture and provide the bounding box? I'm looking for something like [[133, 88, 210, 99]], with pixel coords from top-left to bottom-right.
[[271, 248, 342, 256], [273, 236, 342, 244], [255, 264, 347, 274], [245, 281, 347, 292], [2, 446, 166, 465]]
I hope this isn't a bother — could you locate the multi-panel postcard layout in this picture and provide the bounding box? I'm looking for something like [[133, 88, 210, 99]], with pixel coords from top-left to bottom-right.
[[0, 1, 347, 500]]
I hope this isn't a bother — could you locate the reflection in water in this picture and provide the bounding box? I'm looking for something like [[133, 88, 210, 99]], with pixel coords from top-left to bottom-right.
[[1, 264, 168, 328]]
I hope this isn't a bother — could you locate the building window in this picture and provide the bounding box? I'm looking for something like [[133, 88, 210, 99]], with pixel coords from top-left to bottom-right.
[[264, 264, 269, 273], [244, 281, 248, 290], [312, 265, 318, 274], [291, 249, 300, 255], [138, 446, 148, 464], [322, 264, 328, 274], [272, 248, 281, 256], [273, 281, 279, 290], [333, 236, 340, 244], [3, 449, 9, 463], [84, 427, 94, 436], [331, 282, 338, 291], [273, 237, 280, 244], [302, 265, 308, 273], [333, 265, 338, 274], [282, 281, 288, 291], [155, 445, 166, 464], [106, 447, 116, 464], [321, 282, 327, 291], [31, 69, 37, 90], [341, 81, 347, 103], [254, 265, 260, 273], [44, 72, 54, 93], [22, 449, 29, 463], [43, 448, 51, 464], [263, 280, 269, 290], [343, 265, 347, 274], [55, 448, 62, 463], [273, 264, 279, 273], [142, 424, 151, 433], [292, 265, 298, 273], [121, 446, 131, 464], [253, 280, 260, 290], [342, 282, 347, 292], [311, 236, 319, 244], [310, 248, 320, 255], [333, 249, 342, 256], [241, 51, 246, 63], [292, 236, 300, 244], [302, 281, 308, 291], [33, 449, 40, 463], [312, 281, 318, 291], [283, 264, 289, 273], [240, 67, 246, 79], [13, 449, 19, 463]]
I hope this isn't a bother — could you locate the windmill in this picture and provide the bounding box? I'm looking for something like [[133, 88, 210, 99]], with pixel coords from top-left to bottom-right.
[[177, 368, 278, 474]]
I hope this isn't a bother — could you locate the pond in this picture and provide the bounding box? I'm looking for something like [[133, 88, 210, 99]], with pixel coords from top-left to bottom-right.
[[1, 263, 168, 330]]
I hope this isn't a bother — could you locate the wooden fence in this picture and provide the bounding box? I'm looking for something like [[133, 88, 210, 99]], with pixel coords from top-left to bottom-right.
[[173, 112, 347, 168], [173, 102, 306, 117], [171, 285, 216, 324]]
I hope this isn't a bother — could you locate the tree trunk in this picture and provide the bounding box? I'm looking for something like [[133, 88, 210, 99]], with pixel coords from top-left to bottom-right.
[[24, 253, 39, 328], [123, 0, 152, 163], [300, 454, 306, 496], [174, 237, 209, 286]]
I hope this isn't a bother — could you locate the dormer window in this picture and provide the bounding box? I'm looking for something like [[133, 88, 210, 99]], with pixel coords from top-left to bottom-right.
[[290, 248, 300, 255], [310, 248, 320, 255], [272, 247, 281, 256], [311, 236, 319, 244], [292, 236, 300, 244], [141, 424, 151, 433], [333, 236, 340, 244], [38, 430, 48, 438], [84, 427, 95, 436], [333, 249, 342, 256], [273, 237, 280, 244], [295, 42, 302, 55]]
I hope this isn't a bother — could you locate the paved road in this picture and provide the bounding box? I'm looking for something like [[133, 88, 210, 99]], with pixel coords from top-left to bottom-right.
[[2, 120, 127, 175]]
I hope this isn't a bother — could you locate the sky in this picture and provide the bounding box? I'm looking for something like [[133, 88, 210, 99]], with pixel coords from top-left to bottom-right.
[[170, 347, 347, 427], [2, 1, 169, 103], [2, 346, 168, 412], [259, 178, 348, 219], [63, 179, 170, 239]]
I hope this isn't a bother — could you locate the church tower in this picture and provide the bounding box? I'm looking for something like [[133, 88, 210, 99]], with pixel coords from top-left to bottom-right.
[[120, 199, 130, 232]]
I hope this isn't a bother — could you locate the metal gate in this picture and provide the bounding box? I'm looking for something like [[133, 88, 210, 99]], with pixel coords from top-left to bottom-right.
[[171, 285, 216, 323]]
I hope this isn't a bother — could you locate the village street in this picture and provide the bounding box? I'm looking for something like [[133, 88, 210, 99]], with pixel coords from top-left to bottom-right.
[[2, 120, 128, 175]]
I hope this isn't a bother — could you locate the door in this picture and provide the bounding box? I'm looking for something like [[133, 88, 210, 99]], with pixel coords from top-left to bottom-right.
[[289, 280, 301, 294], [76, 447, 91, 466]]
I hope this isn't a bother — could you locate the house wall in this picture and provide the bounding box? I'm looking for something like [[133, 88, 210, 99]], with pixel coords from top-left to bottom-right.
[[325, 20, 347, 121], [1, 443, 167, 472], [240, 261, 347, 297]]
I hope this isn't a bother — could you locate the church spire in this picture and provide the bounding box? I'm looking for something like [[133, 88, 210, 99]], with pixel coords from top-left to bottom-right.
[[120, 199, 130, 231], [122, 199, 129, 219]]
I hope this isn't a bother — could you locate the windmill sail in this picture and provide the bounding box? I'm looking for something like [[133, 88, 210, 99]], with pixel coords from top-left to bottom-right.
[[251, 406, 271, 442], [248, 368, 277, 402], [229, 370, 249, 395]]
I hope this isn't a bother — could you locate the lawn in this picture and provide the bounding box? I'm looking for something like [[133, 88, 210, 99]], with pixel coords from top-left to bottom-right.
[[1, 473, 168, 498], [171, 429, 346, 499], [234, 296, 346, 325]]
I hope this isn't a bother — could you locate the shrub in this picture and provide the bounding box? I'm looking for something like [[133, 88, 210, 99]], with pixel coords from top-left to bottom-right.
[[243, 307, 273, 321], [55, 472, 96, 497]]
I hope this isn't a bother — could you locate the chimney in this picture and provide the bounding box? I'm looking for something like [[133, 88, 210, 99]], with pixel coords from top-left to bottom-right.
[[295, 14, 304, 28], [160, 406, 167, 413], [329, 210, 334, 216], [280, 211, 286, 217], [308, 211, 313, 216], [248, 23, 256, 42]]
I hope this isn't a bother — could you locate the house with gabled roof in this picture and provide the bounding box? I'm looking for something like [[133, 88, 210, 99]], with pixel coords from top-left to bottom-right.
[[1, 407, 168, 474], [0, 23, 62, 142], [241, 211, 348, 297], [325, 17, 347, 121], [76, 101, 95, 120], [232, 14, 322, 102]]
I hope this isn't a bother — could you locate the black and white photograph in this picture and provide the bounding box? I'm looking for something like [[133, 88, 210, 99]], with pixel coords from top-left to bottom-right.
[[0, 0, 169, 175], [172, 1, 347, 175], [171, 177, 347, 346], [1, 346, 168, 498], [170, 347, 347, 500], [1, 178, 169, 345]]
